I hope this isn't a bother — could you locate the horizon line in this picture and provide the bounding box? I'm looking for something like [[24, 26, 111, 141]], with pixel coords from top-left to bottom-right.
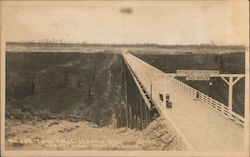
[[5, 41, 246, 47]]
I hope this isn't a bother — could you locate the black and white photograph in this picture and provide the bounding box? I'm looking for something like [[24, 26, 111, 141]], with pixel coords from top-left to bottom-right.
[[0, 1, 249, 157]]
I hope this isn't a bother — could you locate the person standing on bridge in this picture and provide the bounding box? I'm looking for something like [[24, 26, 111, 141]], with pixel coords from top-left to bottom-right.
[[195, 91, 200, 101]]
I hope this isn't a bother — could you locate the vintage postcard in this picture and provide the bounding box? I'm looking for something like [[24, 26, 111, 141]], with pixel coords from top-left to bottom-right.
[[0, 0, 249, 157]]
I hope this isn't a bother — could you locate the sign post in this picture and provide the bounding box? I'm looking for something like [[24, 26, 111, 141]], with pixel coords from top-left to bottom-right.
[[220, 75, 244, 118]]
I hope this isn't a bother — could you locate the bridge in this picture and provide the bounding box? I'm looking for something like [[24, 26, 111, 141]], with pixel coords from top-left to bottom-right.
[[122, 52, 244, 151]]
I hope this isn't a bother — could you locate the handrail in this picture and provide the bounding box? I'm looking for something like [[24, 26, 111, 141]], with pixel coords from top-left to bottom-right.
[[172, 78, 244, 127]]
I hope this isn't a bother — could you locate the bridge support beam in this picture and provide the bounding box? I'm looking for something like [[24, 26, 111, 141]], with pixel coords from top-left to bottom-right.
[[127, 105, 131, 128], [140, 98, 143, 130], [133, 103, 136, 129], [145, 104, 149, 127], [131, 105, 135, 129], [135, 93, 139, 129]]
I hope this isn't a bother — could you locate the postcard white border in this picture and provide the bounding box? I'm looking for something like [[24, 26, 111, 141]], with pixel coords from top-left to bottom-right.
[[1, 1, 249, 157]]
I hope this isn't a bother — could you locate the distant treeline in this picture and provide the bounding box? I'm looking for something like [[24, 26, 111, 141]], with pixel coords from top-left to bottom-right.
[[6, 41, 245, 50]]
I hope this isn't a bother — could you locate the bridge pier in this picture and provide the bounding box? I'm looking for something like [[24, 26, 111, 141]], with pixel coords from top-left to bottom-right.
[[134, 92, 138, 129], [130, 105, 134, 129], [139, 96, 144, 130]]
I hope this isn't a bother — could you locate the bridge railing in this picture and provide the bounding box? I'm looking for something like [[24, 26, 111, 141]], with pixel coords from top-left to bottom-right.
[[173, 78, 244, 126]]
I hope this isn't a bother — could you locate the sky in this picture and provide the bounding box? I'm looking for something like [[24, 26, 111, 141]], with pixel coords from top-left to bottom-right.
[[1, 1, 249, 45]]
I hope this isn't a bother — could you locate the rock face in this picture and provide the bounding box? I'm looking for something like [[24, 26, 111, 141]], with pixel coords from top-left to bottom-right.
[[6, 52, 126, 126]]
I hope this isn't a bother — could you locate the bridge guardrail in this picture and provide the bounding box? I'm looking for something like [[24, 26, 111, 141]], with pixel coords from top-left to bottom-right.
[[173, 78, 244, 126]]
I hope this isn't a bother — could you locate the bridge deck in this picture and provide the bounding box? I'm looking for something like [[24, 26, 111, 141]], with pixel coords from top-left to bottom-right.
[[123, 52, 244, 151]]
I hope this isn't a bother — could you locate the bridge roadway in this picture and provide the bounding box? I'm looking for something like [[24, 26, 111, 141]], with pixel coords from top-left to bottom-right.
[[122, 52, 244, 151]]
